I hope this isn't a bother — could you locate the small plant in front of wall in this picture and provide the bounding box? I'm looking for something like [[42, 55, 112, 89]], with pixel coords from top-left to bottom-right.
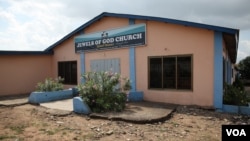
[[78, 71, 132, 113], [36, 77, 64, 92], [223, 78, 250, 106]]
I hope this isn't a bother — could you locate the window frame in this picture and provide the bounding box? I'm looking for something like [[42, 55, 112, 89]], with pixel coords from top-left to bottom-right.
[[148, 54, 193, 91], [58, 61, 77, 85]]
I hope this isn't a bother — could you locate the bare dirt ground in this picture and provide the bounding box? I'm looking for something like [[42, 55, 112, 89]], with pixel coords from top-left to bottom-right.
[[0, 104, 250, 141]]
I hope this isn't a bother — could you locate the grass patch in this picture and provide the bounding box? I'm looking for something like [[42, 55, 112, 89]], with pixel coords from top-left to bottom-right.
[[39, 128, 61, 135], [46, 130, 55, 135], [82, 133, 95, 140], [62, 131, 67, 136], [30, 108, 38, 115], [42, 123, 49, 127], [0, 135, 16, 140], [168, 121, 180, 127], [39, 128, 46, 132], [199, 134, 220, 141], [9, 125, 26, 134], [39, 128, 54, 135]]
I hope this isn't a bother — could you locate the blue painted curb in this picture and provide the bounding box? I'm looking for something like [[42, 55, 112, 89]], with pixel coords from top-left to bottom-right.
[[72, 87, 79, 96], [28, 89, 73, 104], [240, 106, 250, 115], [73, 97, 91, 114], [223, 104, 250, 115], [222, 104, 239, 114], [128, 91, 144, 102]]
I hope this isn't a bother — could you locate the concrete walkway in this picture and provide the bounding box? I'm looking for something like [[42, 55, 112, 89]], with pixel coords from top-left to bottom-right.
[[0, 96, 176, 123], [0, 96, 28, 106], [40, 99, 73, 111], [0, 96, 73, 111]]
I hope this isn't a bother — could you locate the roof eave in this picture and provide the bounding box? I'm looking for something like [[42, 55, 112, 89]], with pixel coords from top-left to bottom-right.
[[223, 30, 239, 64], [0, 50, 53, 55]]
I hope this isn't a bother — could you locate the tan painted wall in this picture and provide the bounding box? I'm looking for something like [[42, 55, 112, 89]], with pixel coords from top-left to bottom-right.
[[0, 16, 216, 107], [134, 20, 215, 106], [51, 36, 81, 89], [84, 17, 130, 77], [50, 17, 129, 88], [78, 17, 215, 106], [0, 55, 52, 96]]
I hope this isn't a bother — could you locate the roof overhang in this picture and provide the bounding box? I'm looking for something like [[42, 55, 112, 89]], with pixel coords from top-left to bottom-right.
[[0, 50, 53, 55], [223, 31, 239, 63]]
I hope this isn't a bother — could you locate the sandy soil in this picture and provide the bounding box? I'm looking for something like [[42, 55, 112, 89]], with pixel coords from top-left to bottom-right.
[[0, 104, 249, 141]]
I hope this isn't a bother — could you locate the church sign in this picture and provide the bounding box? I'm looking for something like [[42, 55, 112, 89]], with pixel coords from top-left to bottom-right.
[[75, 24, 146, 52]]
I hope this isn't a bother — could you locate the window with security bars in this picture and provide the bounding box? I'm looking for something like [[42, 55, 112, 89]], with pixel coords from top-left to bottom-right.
[[58, 61, 77, 85], [149, 55, 192, 90]]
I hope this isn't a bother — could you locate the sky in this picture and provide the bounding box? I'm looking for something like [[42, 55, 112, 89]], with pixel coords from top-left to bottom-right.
[[0, 0, 249, 63]]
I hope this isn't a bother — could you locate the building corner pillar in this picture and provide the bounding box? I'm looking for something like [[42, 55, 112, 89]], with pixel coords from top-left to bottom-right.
[[128, 18, 144, 102], [214, 31, 223, 110]]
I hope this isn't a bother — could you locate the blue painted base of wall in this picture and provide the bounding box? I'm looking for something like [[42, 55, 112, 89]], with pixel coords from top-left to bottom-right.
[[222, 104, 250, 115], [128, 91, 143, 102], [240, 106, 250, 115], [222, 104, 239, 114], [28, 89, 73, 104], [73, 97, 91, 114]]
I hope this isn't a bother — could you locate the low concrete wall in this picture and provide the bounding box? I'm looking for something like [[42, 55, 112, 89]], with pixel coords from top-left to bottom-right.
[[72, 91, 143, 115], [73, 97, 91, 114], [28, 89, 73, 104], [222, 104, 239, 114], [240, 106, 250, 115], [223, 104, 250, 115]]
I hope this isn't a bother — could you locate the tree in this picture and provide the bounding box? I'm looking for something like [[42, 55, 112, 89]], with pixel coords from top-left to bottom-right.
[[238, 56, 250, 80]]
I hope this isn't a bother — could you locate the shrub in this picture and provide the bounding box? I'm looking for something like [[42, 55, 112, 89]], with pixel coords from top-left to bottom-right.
[[223, 78, 249, 106], [36, 77, 64, 92], [78, 71, 132, 112], [233, 77, 245, 91]]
